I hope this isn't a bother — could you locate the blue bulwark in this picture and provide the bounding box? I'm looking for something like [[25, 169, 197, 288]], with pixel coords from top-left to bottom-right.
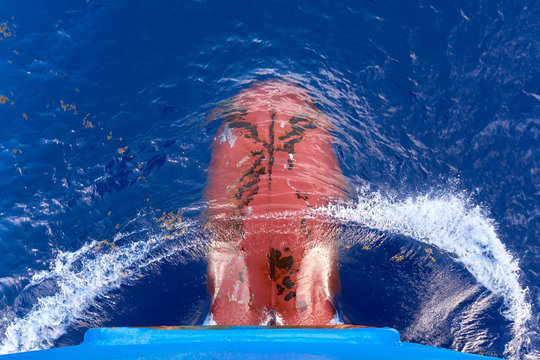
[[1, 326, 501, 359]]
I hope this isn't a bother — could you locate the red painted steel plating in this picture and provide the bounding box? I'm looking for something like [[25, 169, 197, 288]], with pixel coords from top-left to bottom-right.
[[206, 80, 347, 325]]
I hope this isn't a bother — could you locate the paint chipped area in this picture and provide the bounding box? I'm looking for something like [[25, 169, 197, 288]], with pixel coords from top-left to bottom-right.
[[208, 84, 343, 221], [206, 203, 343, 326], [218, 124, 239, 148]]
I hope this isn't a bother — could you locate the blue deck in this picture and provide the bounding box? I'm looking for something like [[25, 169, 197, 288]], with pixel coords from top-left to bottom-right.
[[1, 327, 501, 359]]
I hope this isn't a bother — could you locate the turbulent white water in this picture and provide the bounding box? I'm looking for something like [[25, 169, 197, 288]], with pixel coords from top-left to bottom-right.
[[0, 217, 205, 355], [0, 187, 534, 358], [316, 186, 533, 359]]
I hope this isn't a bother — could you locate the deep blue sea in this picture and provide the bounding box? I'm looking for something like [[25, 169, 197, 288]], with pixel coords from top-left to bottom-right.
[[0, 1, 539, 358]]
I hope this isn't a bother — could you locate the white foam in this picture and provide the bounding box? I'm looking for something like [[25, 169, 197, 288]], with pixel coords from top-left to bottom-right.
[[315, 186, 533, 359], [0, 219, 205, 355], [1, 188, 534, 358]]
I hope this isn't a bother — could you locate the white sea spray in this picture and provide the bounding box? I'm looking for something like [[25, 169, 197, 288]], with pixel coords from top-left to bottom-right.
[[315, 186, 532, 359], [0, 219, 206, 355]]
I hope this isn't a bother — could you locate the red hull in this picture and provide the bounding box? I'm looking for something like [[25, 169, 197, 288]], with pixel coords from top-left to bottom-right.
[[206, 80, 346, 325]]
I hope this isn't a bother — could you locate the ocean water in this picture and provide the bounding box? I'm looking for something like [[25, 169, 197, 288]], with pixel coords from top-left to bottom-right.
[[0, 0, 539, 358]]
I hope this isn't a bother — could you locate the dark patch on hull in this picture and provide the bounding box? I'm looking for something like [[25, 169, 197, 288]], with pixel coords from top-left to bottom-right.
[[268, 248, 294, 281], [222, 109, 321, 213], [284, 291, 296, 301]]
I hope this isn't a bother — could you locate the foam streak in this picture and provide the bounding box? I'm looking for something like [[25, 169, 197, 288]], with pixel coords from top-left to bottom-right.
[[0, 222, 203, 355], [316, 187, 532, 358]]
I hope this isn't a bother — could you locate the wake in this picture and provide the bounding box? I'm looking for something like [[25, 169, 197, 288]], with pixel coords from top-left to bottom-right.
[[0, 215, 206, 355], [315, 186, 533, 359], [0, 188, 535, 359]]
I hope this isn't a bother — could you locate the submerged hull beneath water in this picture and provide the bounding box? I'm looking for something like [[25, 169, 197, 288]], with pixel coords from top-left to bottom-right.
[[206, 80, 347, 325], [0, 326, 500, 359]]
